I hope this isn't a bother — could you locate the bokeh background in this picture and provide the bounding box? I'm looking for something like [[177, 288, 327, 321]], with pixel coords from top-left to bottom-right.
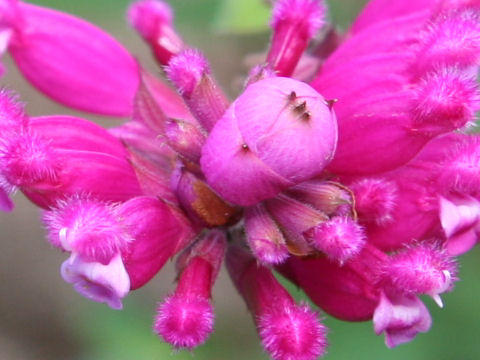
[[1, 1, 479, 359]]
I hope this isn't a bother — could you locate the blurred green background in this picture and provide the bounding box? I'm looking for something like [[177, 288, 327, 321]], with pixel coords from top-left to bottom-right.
[[1, 1, 479, 359]]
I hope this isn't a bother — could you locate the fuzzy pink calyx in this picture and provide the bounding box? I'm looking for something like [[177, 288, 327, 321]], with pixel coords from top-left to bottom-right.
[[42, 196, 131, 265], [259, 303, 327, 360], [380, 243, 457, 304], [304, 216, 366, 264], [166, 49, 228, 131], [226, 244, 327, 360], [268, 0, 326, 76], [155, 231, 225, 351], [414, 9, 480, 74], [155, 294, 214, 350], [128, 0, 183, 65], [411, 67, 480, 135], [350, 178, 398, 226], [439, 135, 480, 194]]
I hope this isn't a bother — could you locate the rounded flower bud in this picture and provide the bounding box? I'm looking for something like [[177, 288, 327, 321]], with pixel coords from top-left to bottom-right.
[[201, 77, 337, 206]]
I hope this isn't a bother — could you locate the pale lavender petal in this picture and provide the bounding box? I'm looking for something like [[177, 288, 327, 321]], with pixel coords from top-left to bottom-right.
[[0, 185, 13, 212], [373, 291, 431, 348], [0, 27, 12, 75], [440, 196, 480, 238], [61, 253, 130, 310]]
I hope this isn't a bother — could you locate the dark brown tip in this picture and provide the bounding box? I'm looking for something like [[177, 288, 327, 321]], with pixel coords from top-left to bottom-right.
[[294, 101, 307, 114], [326, 98, 338, 110], [288, 91, 297, 101], [301, 112, 311, 121]]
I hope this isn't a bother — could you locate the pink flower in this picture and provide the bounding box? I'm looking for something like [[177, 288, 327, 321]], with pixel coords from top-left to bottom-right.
[[0, 0, 479, 358]]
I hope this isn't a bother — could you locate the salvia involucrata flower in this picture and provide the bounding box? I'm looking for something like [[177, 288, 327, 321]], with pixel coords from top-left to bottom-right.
[[0, 0, 479, 358]]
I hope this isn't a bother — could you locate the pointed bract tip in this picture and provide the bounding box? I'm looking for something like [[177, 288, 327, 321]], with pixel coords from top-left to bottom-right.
[[271, 0, 326, 37], [128, 0, 173, 40], [304, 217, 366, 264], [155, 294, 214, 350], [259, 303, 327, 360], [166, 49, 210, 96], [43, 196, 131, 264]]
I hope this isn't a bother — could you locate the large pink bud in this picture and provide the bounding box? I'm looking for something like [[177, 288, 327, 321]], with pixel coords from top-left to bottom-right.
[[200, 77, 337, 206]]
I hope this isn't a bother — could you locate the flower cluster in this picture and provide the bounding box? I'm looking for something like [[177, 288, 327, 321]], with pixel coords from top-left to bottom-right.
[[0, 0, 479, 359]]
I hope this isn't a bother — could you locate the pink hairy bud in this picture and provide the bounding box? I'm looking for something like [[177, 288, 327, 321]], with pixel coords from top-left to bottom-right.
[[411, 67, 480, 135], [155, 232, 225, 350], [42, 196, 131, 265], [415, 9, 480, 74], [201, 77, 337, 206], [166, 49, 229, 131], [380, 243, 457, 305], [268, 0, 326, 76], [166, 48, 210, 96], [303, 216, 366, 264], [226, 244, 327, 360], [245, 203, 290, 265], [128, 0, 183, 65], [259, 303, 327, 360], [155, 294, 214, 350], [350, 178, 398, 226]]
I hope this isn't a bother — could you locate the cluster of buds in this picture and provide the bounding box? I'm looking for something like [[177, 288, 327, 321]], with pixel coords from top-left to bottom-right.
[[0, 0, 479, 359]]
